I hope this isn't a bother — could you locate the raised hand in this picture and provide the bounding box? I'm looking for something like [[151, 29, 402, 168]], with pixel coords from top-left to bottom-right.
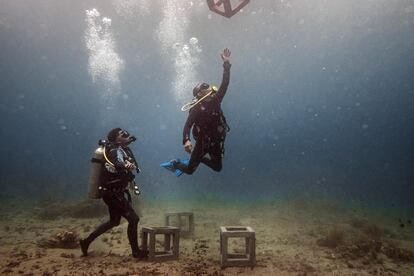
[[221, 48, 231, 63]]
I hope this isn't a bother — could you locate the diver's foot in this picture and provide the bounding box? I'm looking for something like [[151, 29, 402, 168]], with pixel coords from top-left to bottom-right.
[[132, 249, 149, 259], [79, 239, 89, 256], [169, 159, 180, 170]]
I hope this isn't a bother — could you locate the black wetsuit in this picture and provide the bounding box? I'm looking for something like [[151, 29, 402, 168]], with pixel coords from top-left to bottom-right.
[[83, 144, 141, 255], [176, 61, 231, 174]]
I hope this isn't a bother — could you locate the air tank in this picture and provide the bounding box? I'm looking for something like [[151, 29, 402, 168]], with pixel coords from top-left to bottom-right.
[[88, 146, 104, 199]]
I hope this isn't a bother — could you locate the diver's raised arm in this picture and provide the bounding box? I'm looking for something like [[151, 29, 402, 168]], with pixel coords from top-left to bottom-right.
[[216, 48, 231, 102]]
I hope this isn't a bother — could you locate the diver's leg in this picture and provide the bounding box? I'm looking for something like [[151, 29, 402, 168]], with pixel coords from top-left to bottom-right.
[[201, 153, 222, 172], [200, 142, 223, 172], [123, 203, 141, 257], [118, 192, 147, 258], [175, 142, 203, 175], [80, 194, 121, 256]]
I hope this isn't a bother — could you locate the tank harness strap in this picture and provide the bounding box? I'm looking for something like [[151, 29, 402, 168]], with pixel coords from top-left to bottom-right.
[[124, 147, 140, 171], [106, 179, 122, 185], [91, 157, 103, 163]]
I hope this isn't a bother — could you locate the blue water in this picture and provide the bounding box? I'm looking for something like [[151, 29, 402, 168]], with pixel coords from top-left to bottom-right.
[[0, 0, 413, 213]]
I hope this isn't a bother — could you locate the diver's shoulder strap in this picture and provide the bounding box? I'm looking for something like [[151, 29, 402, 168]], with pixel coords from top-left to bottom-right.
[[91, 157, 103, 163], [126, 147, 141, 174]]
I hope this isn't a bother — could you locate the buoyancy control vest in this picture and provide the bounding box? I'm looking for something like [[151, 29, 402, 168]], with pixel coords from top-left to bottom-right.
[[88, 140, 141, 199]]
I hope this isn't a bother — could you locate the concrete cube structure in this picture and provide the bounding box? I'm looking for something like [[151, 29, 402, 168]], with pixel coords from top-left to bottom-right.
[[141, 226, 180, 262], [164, 212, 195, 238], [220, 226, 256, 268]]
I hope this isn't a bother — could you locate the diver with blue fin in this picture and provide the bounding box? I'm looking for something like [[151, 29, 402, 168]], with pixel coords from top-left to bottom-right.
[[162, 48, 231, 175]]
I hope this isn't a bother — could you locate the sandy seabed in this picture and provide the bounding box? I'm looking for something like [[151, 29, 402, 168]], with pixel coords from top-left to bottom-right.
[[0, 197, 413, 276]]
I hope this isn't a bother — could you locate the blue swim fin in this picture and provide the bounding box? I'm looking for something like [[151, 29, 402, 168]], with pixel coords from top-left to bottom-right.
[[160, 160, 176, 172], [175, 159, 189, 177], [160, 159, 189, 177]]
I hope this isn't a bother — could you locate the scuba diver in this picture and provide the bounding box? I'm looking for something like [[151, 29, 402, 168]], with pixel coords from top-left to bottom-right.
[[170, 48, 231, 175], [80, 128, 147, 259]]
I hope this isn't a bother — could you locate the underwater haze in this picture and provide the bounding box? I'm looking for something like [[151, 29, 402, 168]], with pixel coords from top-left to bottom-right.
[[0, 0, 413, 212]]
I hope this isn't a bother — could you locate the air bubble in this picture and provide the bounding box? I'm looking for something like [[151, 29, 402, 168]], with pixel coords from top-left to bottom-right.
[[189, 37, 198, 45]]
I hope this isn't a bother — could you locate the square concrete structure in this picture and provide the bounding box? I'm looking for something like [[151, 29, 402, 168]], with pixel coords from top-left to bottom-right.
[[165, 212, 195, 238], [141, 226, 180, 262], [220, 226, 256, 268]]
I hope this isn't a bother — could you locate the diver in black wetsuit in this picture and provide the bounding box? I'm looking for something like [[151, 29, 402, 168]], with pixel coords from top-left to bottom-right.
[[174, 48, 231, 174], [80, 128, 147, 259]]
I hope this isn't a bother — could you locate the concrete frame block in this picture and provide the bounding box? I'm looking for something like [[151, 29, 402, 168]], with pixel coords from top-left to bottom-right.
[[141, 226, 180, 262], [164, 212, 195, 238], [220, 226, 256, 268]]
